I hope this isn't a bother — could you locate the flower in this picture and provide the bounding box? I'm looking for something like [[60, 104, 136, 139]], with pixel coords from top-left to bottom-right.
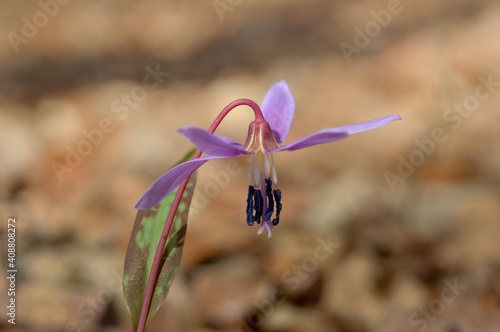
[[134, 81, 401, 237]]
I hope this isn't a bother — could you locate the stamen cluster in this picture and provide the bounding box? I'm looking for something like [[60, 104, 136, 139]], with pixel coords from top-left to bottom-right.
[[246, 178, 282, 227], [244, 152, 282, 236]]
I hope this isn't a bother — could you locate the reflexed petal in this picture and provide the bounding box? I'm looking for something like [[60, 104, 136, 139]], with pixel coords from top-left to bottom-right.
[[134, 154, 238, 210], [269, 128, 348, 153], [333, 115, 402, 135], [212, 133, 242, 147], [178, 126, 250, 156], [261, 80, 295, 144], [268, 115, 401, 153]]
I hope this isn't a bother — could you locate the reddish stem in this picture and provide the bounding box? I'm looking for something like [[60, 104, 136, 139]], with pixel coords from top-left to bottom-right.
[[136, 99, 263, 332]]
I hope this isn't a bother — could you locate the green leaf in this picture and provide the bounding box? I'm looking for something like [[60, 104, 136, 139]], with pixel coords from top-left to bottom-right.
[[123, 149, 197, 331]]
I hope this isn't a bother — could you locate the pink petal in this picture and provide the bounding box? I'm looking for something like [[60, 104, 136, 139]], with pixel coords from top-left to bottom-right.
[[270, 128, 348, 152], [332, 115, 402, 134], [269, 115, 401, 153], [178, 126, 250, 156], [134, 154, 238, 210], [261, 80, 295, 144]]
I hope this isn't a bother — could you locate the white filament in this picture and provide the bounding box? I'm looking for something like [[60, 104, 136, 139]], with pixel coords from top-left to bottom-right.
[[248, 155, 254, 184], [264, 154, 271, 179], [253, 156, 261, 188], [270, 154, 278, 187]]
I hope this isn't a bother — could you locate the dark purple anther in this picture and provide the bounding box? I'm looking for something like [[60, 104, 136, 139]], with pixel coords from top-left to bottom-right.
[[253, 189, 263, 223], [272, 189, 282, 226], [246, 186, 255, 226], [263, 178, 274, 221]]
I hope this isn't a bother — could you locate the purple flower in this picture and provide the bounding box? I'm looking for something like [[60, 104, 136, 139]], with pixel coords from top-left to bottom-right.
[[135, 81, 401, 237]]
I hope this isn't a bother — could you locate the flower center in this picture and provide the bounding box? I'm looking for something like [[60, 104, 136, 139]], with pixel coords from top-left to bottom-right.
[[242, 120, 280, 154], [242, 119, 282, 237]]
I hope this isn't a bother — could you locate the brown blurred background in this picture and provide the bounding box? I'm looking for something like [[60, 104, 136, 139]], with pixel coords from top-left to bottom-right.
[[1, 0, 500, 331]]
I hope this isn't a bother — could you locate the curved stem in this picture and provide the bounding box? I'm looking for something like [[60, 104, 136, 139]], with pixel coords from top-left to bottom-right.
[[136, 98, 263, 332], [210, 98, 265, 127]]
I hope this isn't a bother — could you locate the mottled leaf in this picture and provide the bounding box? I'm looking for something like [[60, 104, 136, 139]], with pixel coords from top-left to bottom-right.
[[123, 149, 196, 330]]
